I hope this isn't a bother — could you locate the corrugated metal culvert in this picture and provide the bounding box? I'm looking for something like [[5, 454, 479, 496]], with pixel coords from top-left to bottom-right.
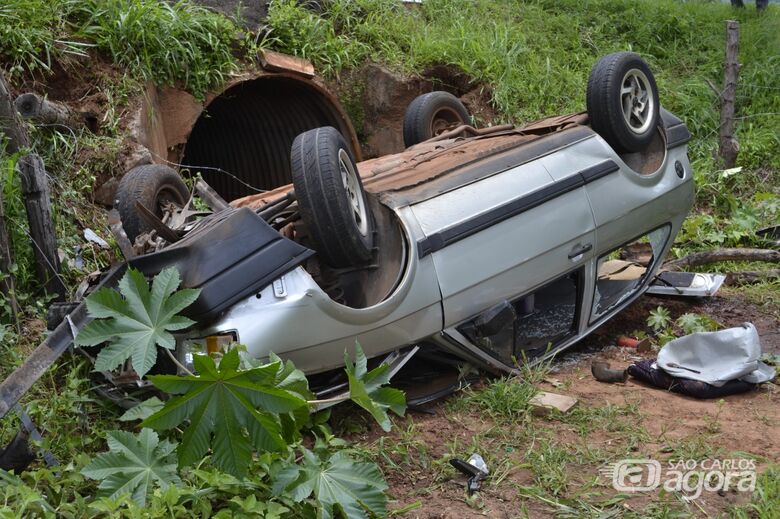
[[181, 74, 359, 200]]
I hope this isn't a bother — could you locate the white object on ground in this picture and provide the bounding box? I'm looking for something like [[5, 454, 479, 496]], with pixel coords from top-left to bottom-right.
[[657, 322, 775, 386]]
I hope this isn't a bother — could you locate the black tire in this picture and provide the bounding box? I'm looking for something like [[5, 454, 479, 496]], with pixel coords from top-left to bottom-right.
[[403, 91, 471, 147], [586, 52, 660, 153], [291, 126, 374, 268], [115, 164, 190, 241]]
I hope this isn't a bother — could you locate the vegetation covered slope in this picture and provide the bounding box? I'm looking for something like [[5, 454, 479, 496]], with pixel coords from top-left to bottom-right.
[[0, 0, 777, 516], [268, 0, 779, 171]]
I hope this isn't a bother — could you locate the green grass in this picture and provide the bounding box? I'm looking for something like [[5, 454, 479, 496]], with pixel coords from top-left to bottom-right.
[[266, 0, 779, 169], [0, 0, 778, 514], [70, 0, 239, 99], [0, 0, 240, 98], [0, 0, 88, 76], [449, 368, 545, 423], [729, 464, 780, 519], [2, 0, 778, 176]]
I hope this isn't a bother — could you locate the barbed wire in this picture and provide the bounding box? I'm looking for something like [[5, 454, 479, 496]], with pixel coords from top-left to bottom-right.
[[146, 148, 268, 194]]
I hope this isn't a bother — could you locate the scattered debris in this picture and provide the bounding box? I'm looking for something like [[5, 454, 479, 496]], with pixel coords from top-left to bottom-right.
[[530, 391, 577, 416], [193, 179, 229, 212], [647, 271, 726, 297], [591, 360, 628, 383], [107, 209, 135, 259], [637, 339, 653, 353], [628, 358, 757, 399], [617, 336, 652, 353], [449, 453, 489, 495], [628, 323, 776, 398], [0, 405, 59, 473], [83, 228, 109, 249], [0, 429, 35, 473], [757, 224, 780, 248], [258, 50, 315, 78], [657, 322, 775, 386]]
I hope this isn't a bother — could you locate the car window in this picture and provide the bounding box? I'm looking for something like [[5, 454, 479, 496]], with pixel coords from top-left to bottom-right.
[[457, 269, 582, 366], [591, 225, 671, 322]]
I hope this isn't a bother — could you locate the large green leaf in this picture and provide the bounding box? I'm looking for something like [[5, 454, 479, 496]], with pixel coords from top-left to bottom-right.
[[141, 348, 309, 479], [75, 267, 200, 378], [345, 345, 406, 432], [81, 428, 180, 507], [119, 397, 165, 422], [273, 449, 388, 519]]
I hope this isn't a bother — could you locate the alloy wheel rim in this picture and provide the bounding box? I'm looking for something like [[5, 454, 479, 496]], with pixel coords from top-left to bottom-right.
[[620, 68, 654, 135], [338, 149, 369, 237]]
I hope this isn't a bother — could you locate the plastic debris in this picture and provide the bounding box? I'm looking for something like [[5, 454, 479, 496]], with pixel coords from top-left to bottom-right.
[[84, 228, 109, 249], [591, 361, 628, 383], [450, 453, 489, 494]]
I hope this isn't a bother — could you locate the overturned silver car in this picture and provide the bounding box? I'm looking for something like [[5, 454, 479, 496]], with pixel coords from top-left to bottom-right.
[[119, 52, 693, 382]]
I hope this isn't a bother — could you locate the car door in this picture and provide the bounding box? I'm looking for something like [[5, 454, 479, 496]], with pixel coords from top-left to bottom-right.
[[410, 152, 597, 365], [541, 132, 693, 326]]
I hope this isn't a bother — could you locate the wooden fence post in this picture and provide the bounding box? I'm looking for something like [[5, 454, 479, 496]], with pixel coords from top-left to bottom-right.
[[0, 72, 27, 322], [719, 20, 740, 168], [18, 154, 65, 299], [0, 194, 20, 324], [0, 71, 64, 302]]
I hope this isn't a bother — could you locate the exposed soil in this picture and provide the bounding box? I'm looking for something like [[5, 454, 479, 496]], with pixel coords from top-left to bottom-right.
[[9, 55, 145, 205], [14, 56, 123, 124], [342, 63, 497, 158], [345, 292, 780, 518]]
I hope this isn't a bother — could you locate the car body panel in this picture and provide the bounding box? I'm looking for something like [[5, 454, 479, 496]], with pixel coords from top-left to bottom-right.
[[180, 112, 694, 376], [410, 156, 596, 326], [183, 207, 444, 374]]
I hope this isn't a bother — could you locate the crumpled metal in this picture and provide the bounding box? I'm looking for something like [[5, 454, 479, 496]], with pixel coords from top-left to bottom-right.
[[657, 322, 775, 387]]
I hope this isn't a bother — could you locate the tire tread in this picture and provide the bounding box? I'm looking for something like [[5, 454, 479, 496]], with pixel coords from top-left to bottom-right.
[[291, 127, 373, 268]]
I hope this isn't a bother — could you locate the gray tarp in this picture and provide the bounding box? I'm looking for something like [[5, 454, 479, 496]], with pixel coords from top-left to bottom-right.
[[657, 323, 775, 387]]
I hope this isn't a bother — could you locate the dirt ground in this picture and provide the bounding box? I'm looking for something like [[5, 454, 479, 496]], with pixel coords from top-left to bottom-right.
[[344, 291, 779, 518]]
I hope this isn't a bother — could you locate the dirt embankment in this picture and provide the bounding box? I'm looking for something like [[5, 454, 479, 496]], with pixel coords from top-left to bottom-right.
[[332, 63, 497, 159]]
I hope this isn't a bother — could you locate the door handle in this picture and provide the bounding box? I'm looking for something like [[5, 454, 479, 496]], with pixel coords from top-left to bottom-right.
[[568, 243, 593, 259]]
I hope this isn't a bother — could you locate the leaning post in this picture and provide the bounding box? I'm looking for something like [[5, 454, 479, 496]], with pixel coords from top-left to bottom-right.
[[18, 154, 65, 299], [0, 72, 24, 322], [0, 71, 64, 301], [718, 20, 740, 168]]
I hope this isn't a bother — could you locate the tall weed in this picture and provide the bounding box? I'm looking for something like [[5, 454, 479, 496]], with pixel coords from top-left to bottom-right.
[[0, 0, 87, 76], [67, 0, 239, 98]]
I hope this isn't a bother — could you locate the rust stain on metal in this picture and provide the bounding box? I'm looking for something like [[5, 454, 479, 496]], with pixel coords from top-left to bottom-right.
[[128, 55, 361, 201], [359, 133, 537, 193], [231, 113, 591, 211]]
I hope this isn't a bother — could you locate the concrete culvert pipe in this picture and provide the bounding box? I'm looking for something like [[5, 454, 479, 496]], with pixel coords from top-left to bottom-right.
[[180, 74, 360, 201]]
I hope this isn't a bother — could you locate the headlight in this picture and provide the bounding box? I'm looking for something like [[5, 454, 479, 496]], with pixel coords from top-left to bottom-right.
[[179, 332, 238, 372]]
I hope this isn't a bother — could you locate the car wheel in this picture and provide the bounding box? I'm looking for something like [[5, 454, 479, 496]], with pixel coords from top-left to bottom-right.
[[403, 91, 471, 147], [115, 164, 190, 241], [291, 126, 374, 268], [586, 52, 660, 153]]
